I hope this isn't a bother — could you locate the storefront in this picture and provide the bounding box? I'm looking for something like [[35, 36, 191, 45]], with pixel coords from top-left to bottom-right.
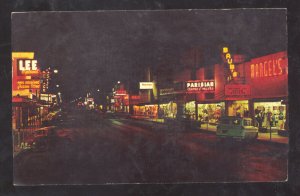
[[159, 102, 177, 118], [198, 102, 225, 124], [184, 101, 196, 120], [133, 104, 158, 118], [227, 100, 250, 118], [253, 100, 287, 130], [245, 51, 288, 131]]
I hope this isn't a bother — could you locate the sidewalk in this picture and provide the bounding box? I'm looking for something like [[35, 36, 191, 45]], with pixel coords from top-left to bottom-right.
[[199, 123, 288, 144], [130, 115, 288, 145], [12, 126, 43, 157], [130, 115, 164, 123]]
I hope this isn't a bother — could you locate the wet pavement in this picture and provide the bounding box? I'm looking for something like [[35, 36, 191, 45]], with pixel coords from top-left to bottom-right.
[[13, 110, 288, 185]]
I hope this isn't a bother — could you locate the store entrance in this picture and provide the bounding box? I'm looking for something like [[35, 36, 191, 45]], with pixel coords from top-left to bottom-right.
[[227, 100, 249, 117]]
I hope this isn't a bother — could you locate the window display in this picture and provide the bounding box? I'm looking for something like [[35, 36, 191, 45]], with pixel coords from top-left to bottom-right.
[[198, 102, 225, 124], [184, 101, 196, 120], [133, 105, 158, 118], [254, 101, 286, 130], [228, 100, 249, 117], [159, 102, 177, 118]]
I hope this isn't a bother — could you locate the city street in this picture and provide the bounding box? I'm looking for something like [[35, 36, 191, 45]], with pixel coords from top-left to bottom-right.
[[14, 109, 288, 185]]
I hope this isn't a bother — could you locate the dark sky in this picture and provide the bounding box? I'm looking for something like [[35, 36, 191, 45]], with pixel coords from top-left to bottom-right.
[[12, 9, 287, 101]]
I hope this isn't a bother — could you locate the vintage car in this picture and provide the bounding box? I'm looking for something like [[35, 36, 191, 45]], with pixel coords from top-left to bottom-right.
[[216, 116, 258, 140]]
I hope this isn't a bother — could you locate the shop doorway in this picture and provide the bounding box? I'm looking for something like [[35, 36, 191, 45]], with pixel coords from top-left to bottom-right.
[[227, 100, 249, 117]]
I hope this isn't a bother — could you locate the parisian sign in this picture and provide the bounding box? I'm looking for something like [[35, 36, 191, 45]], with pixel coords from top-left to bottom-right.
[[186, 80, 215, 92], [249, 52, 288, 78]]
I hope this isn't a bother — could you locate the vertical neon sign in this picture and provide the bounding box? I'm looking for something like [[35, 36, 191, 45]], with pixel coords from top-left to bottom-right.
[[223, 47, 238, 81]]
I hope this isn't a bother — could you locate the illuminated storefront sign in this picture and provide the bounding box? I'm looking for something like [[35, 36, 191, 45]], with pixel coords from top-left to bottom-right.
[[160, 88, 174, 95], [186, 80, 215, 92], [17, 80, 41, 89], [130, 95, 140, 100], [41, 69, 50, 93], [139, 82, 154, 89], [223, 47, 238, 79], [115, 90, 127, 95], [17, 59, 40, 76], [246, 51, 288, 98], [250, 52, 288, 78], [225, 85, 251, 99]]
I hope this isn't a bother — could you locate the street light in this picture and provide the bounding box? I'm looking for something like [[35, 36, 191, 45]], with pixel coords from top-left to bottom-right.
[[56, 84, 60, 88], [97, 89, 100, 92], [117, 81, 121, 84], [53, 69, 58, 74]]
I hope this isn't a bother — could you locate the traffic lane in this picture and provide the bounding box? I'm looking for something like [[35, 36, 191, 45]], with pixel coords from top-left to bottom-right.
[[14, 118, 153, 184], [103, 119, 287, 182], [109, 118, 288, 182], [14, 117, 288, 184], [14, 118, 213, 184]]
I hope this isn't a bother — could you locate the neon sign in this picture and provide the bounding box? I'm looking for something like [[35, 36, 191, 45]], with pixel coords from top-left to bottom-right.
[[139, 82, 154, 89], [225, 85, 251, 99], [250, 57, 285, 78], [186, 80, 215, 92], [223, 47, 238, 80], [17, 80, 41, 89], [17, 59, 40, 76]]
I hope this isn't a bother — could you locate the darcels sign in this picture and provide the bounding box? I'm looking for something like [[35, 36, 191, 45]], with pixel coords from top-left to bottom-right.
[[186, 80, 215, 92], [249, 51, 288, 78]]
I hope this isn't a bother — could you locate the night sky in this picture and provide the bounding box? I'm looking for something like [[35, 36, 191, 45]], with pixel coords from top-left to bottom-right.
[[12, 9, 287, 101]]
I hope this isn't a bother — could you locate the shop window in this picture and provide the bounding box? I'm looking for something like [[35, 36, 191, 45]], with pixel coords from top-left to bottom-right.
[[228, 100, 249, 117], [253, 101, 286, 129], [198, 102, 225, 124]]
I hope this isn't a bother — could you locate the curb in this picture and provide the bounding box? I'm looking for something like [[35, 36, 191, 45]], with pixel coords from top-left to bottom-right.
[[128, 116, 288, 145]]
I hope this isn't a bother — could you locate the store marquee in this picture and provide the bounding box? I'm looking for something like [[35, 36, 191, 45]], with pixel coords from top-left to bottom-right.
[[115, 90, 127, 95], [17, 80, 41, 90], [17, 59, 40, 76], [186, 80, 215, 92], [139, 82, 154, 90], [160, 88, 174, 95], [225, 84, 251, 100]]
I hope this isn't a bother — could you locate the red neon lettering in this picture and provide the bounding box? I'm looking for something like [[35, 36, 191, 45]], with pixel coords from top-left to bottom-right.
[[259, 63, 264, 77], [278, 58, 283, 75], [273, 59, 277, 76], [250, 64, 255, 78]]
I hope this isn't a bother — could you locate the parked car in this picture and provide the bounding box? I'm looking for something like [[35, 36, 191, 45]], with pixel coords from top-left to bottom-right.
[[216, 116, 258, 140]]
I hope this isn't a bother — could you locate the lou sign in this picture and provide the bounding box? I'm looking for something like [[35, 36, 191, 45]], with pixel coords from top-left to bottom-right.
[[225, 84, 250, 99]]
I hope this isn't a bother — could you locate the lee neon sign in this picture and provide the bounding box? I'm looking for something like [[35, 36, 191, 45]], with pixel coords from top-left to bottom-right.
[[17, 59, 40, 76]]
